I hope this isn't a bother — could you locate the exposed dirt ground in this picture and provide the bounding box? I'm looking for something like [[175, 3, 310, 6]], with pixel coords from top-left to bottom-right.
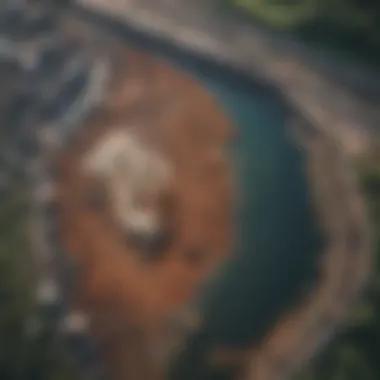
[[54, 47, 235, 379]]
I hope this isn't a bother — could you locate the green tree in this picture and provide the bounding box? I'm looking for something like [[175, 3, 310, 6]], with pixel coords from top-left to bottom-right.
[[231, 0, 321, 28], [228, 0, 380, 66]]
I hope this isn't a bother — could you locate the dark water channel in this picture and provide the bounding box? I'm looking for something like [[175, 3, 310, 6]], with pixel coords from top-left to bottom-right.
[[76, 9, 323, 380], [168, 70, 322, 380]]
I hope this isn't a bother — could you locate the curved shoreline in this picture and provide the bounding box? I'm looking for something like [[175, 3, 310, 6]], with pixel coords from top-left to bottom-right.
[[236, 118, 372, 380], [22, 2, 374, 380], [202, 115, 372, 380], [72, 2, 373, 379], [30, 36, 235, 380]]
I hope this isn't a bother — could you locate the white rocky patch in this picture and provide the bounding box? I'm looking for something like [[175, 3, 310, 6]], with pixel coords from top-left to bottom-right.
[[82, 129, 172, 239], [61, 311, 91, 334], [36, 279, 59, 304]]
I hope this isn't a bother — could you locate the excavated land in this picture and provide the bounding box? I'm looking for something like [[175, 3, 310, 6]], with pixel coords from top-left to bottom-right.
[[72, 2, 372, 379], [54, 47, 235, 380], [14, 3, 370, 380]]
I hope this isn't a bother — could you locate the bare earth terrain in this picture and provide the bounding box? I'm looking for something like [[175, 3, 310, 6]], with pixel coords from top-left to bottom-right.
[[54, 47, 235, 380]]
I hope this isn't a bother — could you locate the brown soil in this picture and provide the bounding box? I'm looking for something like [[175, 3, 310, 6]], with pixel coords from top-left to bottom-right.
[[55, 48, 235, 378]]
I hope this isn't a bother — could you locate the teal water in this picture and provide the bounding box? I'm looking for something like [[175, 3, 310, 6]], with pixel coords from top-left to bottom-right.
[[72, 10, 323, 379], [168, 66, 322, 380]]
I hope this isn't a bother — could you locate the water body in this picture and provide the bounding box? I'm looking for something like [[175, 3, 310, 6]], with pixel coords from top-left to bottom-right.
[[165, 64, 322, 380], [78, 9, 324, 379]]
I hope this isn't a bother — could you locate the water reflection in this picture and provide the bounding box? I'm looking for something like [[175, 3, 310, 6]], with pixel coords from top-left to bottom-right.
[[168, 64, 322, 380]]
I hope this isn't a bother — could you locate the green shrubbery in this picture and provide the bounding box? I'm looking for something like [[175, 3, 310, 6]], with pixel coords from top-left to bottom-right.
[[229, 0, 380, 66], [230, 0, 380, 32], [231, 0, 320, 28]]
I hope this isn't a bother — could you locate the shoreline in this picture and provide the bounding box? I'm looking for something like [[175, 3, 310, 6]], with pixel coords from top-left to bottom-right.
[[54, 44, 235, 379], [196, 117, 372, 380], [235, 118, 372, 380], [72, 3, 373, 379], [23, 3, 374, 380]]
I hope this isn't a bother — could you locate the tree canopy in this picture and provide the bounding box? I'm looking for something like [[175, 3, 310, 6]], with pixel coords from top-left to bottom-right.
[[228, 0, 380, 66]]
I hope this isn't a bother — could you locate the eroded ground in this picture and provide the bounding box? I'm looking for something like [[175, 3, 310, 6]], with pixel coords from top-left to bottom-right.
[[55, 47, 235, 379]]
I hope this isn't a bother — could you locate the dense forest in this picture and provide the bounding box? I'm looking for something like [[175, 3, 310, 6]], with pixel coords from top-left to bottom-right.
[[227, 0, 380, 66]]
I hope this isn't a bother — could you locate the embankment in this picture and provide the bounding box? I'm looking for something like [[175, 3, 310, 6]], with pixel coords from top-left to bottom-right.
[[39, 1, 376, 379], [237, 118, 372, 380]]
